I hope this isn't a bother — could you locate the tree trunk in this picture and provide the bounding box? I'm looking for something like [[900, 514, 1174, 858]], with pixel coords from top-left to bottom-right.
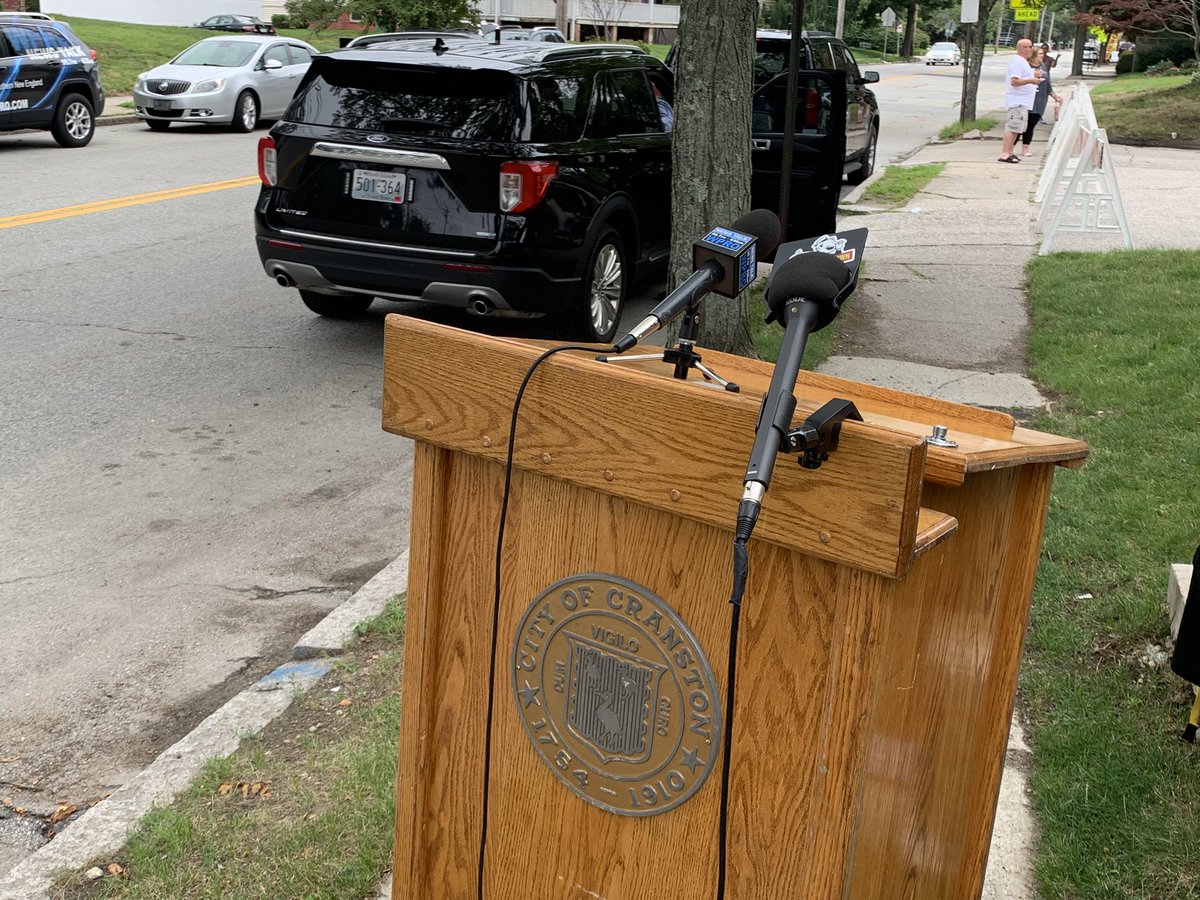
[[961, 0, 998, 121], [668, 0, 757, 355], [1071, 21, 1088, 76], [902, 1, 917, 57]]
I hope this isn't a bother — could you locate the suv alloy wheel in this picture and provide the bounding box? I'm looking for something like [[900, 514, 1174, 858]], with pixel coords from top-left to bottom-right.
[[573, 226, 626, 344], [51, 93, 95, 147]]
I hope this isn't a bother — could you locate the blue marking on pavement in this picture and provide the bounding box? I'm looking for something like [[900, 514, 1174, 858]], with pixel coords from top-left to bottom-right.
[[256, 659, 331, 687]]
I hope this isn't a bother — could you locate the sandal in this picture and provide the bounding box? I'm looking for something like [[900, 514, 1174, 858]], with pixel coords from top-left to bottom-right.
[[998, 155, 1021, 163]]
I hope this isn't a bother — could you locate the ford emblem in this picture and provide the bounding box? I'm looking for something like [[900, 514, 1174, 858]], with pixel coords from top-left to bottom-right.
[[366, 134, 389, 144]]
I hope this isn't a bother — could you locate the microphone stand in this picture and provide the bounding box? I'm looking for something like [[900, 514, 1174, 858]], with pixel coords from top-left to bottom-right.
[[596, 301, 741, 392]]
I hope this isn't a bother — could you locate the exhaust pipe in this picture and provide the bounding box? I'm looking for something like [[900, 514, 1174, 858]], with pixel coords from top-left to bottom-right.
[[470, 296, 495, 316], [273, 270, 296, 288]]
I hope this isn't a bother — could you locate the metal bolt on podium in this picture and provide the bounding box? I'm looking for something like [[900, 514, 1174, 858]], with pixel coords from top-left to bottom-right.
[[926, 424, 959, 448]]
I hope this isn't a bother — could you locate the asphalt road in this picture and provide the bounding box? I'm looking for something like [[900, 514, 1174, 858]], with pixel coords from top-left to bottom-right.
[[868, 50, 1011, 168], [0, 59, 1010, 870]]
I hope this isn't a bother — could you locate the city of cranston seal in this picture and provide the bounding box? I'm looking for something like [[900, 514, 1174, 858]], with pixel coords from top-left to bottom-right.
[[511, 573, 721, 816]]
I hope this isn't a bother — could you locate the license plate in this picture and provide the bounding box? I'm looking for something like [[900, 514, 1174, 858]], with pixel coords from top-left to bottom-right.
[[150, 99, 172, 110], [351, 170, 407, 204]]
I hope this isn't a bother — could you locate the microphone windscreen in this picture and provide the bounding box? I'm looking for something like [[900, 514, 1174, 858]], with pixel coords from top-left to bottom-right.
[[730, 209, 782, 258], [764, 252, 853, 331]]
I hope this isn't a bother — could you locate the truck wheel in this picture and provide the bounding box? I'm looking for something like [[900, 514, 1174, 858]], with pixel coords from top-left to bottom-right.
[[847, 124, 877, 186]]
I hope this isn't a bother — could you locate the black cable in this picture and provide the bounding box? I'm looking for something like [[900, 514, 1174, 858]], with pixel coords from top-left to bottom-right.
[[715, 595, 743, 899], [477, 343, 597, 899]]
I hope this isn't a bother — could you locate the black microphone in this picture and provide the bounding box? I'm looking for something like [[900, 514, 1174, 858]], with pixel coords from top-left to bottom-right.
[[730, 251, 853, 604], [611, 209, 781, 353]]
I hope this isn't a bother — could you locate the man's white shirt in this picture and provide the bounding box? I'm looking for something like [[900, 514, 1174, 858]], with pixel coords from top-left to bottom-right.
[[1005, 56, 1036, 108]]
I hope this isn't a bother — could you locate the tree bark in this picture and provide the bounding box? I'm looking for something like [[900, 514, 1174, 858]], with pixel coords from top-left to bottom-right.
[[668, 0, 757, 355], [902, 1, 918, 57], [1071, 20, 1088, 75], [962, 0, 998, 121]]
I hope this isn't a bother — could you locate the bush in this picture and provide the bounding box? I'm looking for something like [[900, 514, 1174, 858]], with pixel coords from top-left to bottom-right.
[[618, 37, 652, 53], [1115, 51, 1134, 74], [271, 13, 296, 29], [1132, 34, 1195, 71], [1145, 60, 1183, 76]]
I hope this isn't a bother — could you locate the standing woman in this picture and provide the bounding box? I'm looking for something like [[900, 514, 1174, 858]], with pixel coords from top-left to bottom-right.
[[1022, 46, 1061, 157]]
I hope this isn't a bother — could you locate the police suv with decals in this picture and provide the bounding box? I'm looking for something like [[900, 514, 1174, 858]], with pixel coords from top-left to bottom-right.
[[0, 16, 104, 147]]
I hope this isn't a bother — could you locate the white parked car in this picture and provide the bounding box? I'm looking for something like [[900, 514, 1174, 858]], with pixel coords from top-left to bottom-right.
[[924, 41, 962, 65], [132, 35, 318, 132]]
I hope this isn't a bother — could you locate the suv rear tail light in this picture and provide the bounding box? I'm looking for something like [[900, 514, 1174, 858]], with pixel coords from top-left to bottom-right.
[[499, 160, 558, 214], [258, 136, 277, 186]]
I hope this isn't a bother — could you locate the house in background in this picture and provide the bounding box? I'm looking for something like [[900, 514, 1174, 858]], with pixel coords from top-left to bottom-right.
[[39, 0, 677, 42], [42, 0, 260, 25]]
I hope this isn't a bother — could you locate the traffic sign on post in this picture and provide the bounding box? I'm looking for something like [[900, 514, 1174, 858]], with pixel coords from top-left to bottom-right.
[[881, 7, 897, 27], [1014, 8, 1039, 21], [961, 0, 979, 23]]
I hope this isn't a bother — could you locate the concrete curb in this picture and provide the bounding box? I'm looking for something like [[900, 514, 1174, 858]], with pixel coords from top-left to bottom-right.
[[97, 113, 139, 127], [0, 556, 410, 899], [293, 551, 410, 659]]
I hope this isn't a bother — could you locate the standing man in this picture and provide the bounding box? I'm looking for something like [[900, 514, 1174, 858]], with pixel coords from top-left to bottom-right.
[[999, 38, 1043, 163]]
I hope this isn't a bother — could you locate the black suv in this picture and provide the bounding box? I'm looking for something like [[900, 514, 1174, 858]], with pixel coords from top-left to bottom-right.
[[750, 30, 880, 184], [0, 17, 104, 147], [255, 36, 672, 342], [666, 29, 879, 239]]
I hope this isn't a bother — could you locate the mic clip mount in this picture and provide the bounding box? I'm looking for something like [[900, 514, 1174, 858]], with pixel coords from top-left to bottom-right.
[[784, 398, 862, 470]]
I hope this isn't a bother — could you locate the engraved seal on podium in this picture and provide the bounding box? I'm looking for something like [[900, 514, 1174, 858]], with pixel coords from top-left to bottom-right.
[[511, 574, 721, 816]]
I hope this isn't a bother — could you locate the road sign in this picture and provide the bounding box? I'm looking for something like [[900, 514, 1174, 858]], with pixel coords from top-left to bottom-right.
[[961, 0, 979, 23], [881, 7, 897, 27], [946, 20, 956, 34], [1009, 0, 1040, 8], [1014, 8, 1039, 20]]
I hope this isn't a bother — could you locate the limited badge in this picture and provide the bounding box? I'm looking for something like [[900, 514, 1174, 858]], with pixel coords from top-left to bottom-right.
[[511, 574, 721, 816]]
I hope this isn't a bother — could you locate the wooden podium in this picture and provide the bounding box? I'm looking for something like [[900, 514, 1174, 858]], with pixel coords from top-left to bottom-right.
[[381, 315, 1087, 900]]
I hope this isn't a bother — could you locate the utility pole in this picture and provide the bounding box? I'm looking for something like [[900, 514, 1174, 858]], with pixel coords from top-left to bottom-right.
[[835, 0, 846, 37]]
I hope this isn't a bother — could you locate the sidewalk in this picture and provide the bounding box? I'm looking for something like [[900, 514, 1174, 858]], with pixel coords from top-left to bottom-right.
[[831, 106, 1200, 900], [3, 103, 1192, 900], [97, 94, 137, 126]]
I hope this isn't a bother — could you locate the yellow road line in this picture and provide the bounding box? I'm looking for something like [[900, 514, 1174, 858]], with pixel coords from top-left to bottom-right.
[[0, 176, 260, 229]]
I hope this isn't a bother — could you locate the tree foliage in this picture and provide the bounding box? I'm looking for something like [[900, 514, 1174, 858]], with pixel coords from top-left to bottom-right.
[[284, 0, 477, 32], [1075, 0, 1200, 61]]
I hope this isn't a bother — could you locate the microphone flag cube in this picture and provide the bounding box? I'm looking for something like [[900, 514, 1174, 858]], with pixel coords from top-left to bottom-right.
[[693, 226, 759, 298]]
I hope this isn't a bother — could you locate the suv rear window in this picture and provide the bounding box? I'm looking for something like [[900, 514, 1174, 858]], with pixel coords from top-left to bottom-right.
[[290, 60, 520, 141]]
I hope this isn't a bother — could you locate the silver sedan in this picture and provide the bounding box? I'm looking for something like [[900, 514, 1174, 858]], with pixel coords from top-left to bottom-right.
[[132, 35, 318, 132]]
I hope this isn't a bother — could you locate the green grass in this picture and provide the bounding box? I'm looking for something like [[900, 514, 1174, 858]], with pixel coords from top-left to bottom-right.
[[58, 17, 349, 95], [1022, 250, 1200, 898], [1091, 73, 1193, 97], [1090, 73, 1200, 143], [939, 116, 998, 139], [748, 278, 834, 367], [859, 162, 946, 207], [54, 599, 408, 899]]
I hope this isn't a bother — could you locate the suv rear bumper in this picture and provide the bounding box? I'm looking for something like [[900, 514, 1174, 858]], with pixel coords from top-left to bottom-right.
[[255, 230, 581, 314]]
